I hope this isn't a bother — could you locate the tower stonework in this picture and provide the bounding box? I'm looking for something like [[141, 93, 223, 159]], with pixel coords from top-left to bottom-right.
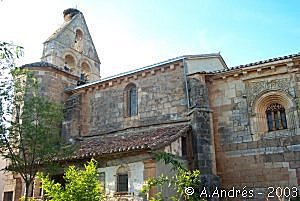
[[41, 8, 101, 82]]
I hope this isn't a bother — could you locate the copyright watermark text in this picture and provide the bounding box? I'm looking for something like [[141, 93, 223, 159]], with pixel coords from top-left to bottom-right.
[[184, 186, 299, 198]]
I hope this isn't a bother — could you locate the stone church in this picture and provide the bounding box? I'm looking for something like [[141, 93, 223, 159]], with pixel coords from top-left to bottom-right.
[[2, 8, 300, 201]]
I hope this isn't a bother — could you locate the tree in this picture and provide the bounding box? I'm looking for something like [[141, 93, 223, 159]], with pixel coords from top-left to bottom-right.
[[0, 41, 67, 201], [141, 152, 202, 201], [0, 41, 23, 61], [38, 158, 105, 201]]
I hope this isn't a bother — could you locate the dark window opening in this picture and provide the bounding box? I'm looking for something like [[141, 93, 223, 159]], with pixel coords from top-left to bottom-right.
[[129, 87, 137, 116], [266, 103, 287, 131], [124, 84, 137, 117], [181, 136, 187, 156], [3, 191, 13, 201], [117, 174, 128, 192], [51, 174, 66, 187]]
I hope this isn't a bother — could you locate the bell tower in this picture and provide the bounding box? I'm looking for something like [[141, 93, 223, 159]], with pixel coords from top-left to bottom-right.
[[41, 8, 101, 82]]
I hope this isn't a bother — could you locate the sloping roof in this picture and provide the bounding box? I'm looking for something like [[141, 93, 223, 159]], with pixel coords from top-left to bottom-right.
[[21, 61, 79, 79], [44, 14, 78, 43], [64, 124, 191, 160], [22, 61, 59, 68], [68, 53, 225, 91], [212, 52, 300, 73]]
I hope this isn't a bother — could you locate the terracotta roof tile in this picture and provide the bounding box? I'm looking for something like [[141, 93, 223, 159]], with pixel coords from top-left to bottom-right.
[[213, 52, 300, 73], [22, 61, 59, 68], [67, 124, 191, 160]]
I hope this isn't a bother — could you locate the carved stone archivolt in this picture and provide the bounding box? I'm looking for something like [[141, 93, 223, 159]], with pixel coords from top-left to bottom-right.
[[246, 78, 294, 107], [245, 78, 299, 136]]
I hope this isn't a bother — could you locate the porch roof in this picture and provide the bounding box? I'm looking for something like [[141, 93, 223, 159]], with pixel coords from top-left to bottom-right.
[[63, 123, 191, 160]]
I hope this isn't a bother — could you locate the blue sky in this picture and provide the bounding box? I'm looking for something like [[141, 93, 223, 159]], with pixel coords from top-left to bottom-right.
[[1, 0, 300, 77]]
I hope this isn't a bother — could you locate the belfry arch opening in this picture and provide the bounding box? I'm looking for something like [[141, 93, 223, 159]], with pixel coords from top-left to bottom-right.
[[64, 54, 76, 71], [75, 29, 83, 52], [81, 61, 91, 81]]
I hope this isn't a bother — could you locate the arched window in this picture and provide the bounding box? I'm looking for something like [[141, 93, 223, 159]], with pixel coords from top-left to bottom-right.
[[116, 166, 128, 193], [124, 84, 137, 117], [265, 103, 287, 131], [64, 54, 76, 71], [81, 61, 91, 81], [250, 91, 296, 138], [74, 29, 83, 52]]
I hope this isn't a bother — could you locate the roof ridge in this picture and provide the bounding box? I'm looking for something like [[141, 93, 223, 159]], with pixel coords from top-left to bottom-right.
[[212, 52, 300, 74], [71, 53, 224, 91]]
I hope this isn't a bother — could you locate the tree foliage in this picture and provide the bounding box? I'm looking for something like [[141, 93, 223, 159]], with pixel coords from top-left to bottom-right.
[[0, 41, 23, 60], [141, 152, 201, 201], [38, 159, 105, 201], [0, 41, 67, 201]]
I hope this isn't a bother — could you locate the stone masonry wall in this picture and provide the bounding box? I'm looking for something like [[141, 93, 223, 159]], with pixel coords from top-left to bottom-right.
[[30, 67, 78, 103], [208, 62, 300, 199], [67, 62, 188, 137], [29, 67, 79, 139]]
